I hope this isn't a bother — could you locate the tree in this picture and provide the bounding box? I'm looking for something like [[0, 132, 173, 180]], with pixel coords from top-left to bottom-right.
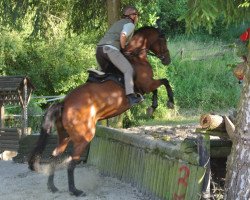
[[107, 0, 121, 27], [224, 31, 250, 200], [179, 1, 250, 199], [179, 0, 250, 33], [0, 0, 159, 40]]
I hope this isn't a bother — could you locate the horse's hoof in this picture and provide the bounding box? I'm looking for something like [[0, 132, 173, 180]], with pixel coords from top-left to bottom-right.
[[70, 189, 86, 197], [48, 185, 59, 193], [167, 101, 174, 109], [146, 107, 155, 117]]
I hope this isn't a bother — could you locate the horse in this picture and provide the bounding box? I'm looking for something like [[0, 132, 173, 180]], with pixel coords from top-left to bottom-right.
[[101, 26, 174, 112], [28, 26, 174, 197]]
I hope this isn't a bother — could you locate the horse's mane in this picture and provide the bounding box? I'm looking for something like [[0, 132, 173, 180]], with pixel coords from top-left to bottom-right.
[[134, 26, 160, 35]]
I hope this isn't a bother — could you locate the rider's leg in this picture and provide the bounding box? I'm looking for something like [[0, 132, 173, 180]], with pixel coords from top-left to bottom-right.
[[103, 46, 144, 106]]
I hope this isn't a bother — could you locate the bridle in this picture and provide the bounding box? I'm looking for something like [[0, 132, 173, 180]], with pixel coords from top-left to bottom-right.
[[148, 34, 169, 61]]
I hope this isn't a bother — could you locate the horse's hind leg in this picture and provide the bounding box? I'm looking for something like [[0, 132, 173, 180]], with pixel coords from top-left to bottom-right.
[[47, 119, 70, 193], [67, 140, 90, 196], [47, 156, 60, 193], [160, 78, 174, 109], [67, 128, 95, 197]]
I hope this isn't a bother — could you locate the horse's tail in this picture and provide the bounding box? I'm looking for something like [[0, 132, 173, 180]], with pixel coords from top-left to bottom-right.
[[28, 102, 63, 171]]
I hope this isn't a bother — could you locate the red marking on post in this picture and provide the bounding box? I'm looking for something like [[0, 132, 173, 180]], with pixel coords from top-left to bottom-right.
[[173, 165, 190, 200], [178, 165, 190, 187]]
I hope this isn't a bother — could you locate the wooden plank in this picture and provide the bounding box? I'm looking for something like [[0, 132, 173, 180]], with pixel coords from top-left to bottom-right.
[[185, 165, 198, 199], [0, 144, 19, 150], [0, 136, 19, 141], [0, 132, 20, 136], [0, 140, 19, 144], [165, 160, 173, 200], [0, 128, 19, 132]]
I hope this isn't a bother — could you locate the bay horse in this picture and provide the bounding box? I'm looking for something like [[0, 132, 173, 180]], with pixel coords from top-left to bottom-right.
[[28, 26, 174, 197]]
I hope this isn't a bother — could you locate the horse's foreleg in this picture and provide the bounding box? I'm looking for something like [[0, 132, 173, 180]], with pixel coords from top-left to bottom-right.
[[151, 90, 158, 109], [146, 79, 174, 113], [147, 90, 158, 116], [160, 79, 174, 109]]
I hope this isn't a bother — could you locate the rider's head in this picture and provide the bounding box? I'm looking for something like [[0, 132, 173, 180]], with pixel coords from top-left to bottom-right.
[[122, 5, 139, 24]]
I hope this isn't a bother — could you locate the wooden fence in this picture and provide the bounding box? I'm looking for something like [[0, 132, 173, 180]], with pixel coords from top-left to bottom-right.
[[87, 126, 207, 200], [0, 128, 22, 152]]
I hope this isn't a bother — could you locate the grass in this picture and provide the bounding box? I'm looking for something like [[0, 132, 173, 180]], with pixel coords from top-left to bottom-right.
[[119, 33, 243, 127]]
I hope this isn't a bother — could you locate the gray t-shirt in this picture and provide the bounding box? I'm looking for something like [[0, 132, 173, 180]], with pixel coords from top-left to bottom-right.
[[98, 18, 135, 50]]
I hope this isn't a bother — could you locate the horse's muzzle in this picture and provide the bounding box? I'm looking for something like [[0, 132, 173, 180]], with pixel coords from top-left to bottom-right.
[[162, 57, 171, 65]]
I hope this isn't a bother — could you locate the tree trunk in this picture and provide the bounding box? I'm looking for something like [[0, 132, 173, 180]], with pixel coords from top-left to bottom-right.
[[107, 0, 121, 27], [224, 50, 250, 199], [0, 104, 4, 128]]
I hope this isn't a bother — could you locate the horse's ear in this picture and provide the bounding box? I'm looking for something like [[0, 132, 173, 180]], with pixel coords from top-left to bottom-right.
[[156, 18, 161, 29], [156, 18, 165, 38]]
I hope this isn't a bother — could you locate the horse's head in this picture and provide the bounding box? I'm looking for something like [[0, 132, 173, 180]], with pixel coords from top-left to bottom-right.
[[130, 27, 171, 65], [149, 29, 171, 65]]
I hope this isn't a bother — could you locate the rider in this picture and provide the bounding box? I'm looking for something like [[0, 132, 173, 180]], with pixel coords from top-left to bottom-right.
[[96, 5, 144, 107]]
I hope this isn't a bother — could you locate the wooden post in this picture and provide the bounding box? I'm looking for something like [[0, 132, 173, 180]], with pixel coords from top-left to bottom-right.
[[197, 134, 211, 199], [0, 104, 4, 128], [22, 79, 28, 135], [107, 0, 121, 27]]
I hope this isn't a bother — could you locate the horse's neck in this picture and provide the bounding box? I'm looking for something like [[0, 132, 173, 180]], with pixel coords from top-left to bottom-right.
[[127, 33, 149, 51]]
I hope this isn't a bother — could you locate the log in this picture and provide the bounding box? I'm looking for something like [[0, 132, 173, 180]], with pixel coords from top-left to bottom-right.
[[200, 114, 226, 132], [224, 116, 235, 140]]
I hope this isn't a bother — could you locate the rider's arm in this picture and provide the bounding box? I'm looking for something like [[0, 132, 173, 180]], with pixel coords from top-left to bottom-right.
[[120, 23, 135, 50], [120, 33, 127, 49]]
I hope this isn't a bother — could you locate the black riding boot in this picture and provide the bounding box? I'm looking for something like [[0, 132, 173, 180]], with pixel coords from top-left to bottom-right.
[[127, 93, 144, 107]]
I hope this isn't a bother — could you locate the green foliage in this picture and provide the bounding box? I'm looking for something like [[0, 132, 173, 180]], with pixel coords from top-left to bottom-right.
[[158, 0, 187, 35], [0, 0, 162, 40], [120, 34, 242, 125], [69, 0, 107, 35], [0, 29, 96, 95], [0, 0, 247, 128], [179, 0, 250, 33], [167, 35, 241, 112]]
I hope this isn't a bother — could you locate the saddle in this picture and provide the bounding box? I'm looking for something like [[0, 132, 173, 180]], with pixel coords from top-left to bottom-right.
[[86, 69, 125, 88]]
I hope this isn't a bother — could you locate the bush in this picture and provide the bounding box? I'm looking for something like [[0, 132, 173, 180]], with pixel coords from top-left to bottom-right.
[[1, 30, 97, 95], [158, 0, 187, 35]]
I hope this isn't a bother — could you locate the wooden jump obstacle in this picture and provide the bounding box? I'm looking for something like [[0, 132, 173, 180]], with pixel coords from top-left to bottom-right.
[[0, 76, 34, 155], [87, 126, 208, 200]]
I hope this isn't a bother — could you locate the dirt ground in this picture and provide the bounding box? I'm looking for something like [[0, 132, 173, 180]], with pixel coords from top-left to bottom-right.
[[0, 124, 227, 199], [0, 160, 148, 200]]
